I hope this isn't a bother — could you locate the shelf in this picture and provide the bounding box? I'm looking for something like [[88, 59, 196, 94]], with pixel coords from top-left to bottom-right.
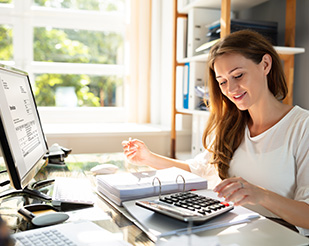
[[179, 0, 269, 13], [274, 46, 305, 55], [178, 53, 208, 63], [177, 46, 305, 64], [176, 108, 210, 116]]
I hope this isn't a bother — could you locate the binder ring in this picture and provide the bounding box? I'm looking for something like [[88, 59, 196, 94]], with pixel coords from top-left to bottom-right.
[[176, 174, 186, 192], [152, 177, 162, 199]]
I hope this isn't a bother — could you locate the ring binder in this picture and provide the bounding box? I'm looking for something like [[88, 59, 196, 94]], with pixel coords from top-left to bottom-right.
[[96, 167, 207, 206], [176, 174, 186, 192], [152, 177, 162, 199]]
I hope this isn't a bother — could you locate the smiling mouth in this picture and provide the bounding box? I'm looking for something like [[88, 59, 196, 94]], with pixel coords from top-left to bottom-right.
[[233, 92, 247, 100]]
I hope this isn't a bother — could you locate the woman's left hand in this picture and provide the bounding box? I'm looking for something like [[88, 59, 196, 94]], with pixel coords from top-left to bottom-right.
[[213, 177, 267, 206]]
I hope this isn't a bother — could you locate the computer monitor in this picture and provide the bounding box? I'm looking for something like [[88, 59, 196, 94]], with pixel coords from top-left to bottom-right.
[[0, 64, 50, 200]]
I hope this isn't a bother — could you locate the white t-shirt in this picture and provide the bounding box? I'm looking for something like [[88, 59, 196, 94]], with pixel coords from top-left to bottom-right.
[[187, 106, 309, 235]]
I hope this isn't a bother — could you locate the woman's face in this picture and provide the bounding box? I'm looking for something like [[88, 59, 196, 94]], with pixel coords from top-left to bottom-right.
[[214, 53, 271, 111]]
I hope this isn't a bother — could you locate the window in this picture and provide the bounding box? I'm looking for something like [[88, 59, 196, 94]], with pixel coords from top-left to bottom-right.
[[0, 0, 127, 123]]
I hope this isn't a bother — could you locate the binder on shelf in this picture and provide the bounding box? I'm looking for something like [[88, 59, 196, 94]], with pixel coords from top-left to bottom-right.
[[187, 8, 221, 57], [176, 66, 184, 110], [183, 62, 190, 109], [96, 167, 207, 206], [176, 17, 188, 61]]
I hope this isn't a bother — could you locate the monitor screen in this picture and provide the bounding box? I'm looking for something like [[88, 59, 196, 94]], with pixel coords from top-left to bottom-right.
[[0, 64, 48, 191]]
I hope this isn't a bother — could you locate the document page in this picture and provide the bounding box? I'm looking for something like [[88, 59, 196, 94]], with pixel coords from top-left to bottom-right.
[[0, 70, 46, 177]]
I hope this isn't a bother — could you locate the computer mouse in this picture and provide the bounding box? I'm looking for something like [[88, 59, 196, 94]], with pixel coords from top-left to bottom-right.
[[90, 164, 119, 175], [32, 212, 69, 227]]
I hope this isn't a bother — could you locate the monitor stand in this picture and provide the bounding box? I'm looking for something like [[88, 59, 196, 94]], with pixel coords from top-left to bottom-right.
[[0, 179, 54, 200]]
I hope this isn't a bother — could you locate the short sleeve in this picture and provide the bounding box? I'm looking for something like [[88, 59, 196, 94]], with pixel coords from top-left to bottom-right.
[[186, 150, 221, 189]]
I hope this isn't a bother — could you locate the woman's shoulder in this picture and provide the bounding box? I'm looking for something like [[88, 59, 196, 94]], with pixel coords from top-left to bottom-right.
[[288, 106, 309, 134], [288, 105, 309, 122]]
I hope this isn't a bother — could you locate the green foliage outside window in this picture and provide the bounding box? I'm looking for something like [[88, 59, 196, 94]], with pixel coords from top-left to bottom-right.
[[0, 0, 12, 3], [0, 25, 13, 61], [33, 26, 124, 107], [34, 28, 122, 64], [34, 74, 122, 107]]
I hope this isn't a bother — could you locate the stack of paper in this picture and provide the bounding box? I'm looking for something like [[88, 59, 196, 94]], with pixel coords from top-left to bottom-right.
[[96, 167, 207, 206]]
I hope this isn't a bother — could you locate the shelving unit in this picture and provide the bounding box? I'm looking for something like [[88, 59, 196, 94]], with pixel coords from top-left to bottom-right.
[[178, 46, 305, 64], [170, 0, 304, 158]]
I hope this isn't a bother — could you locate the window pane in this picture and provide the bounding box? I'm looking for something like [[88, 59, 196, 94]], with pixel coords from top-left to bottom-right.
[[0, 25, 13, 61], [34, 27, 124, 64], [33, 0, 125, 13], [34, 74, 123, 107]]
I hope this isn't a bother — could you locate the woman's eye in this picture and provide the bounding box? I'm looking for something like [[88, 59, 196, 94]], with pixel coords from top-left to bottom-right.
[[219, 81, 226, 86], [234, 73, 243, 79]]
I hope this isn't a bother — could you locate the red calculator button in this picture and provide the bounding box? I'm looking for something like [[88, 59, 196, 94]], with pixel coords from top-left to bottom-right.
[[220, 202, 229, 207]]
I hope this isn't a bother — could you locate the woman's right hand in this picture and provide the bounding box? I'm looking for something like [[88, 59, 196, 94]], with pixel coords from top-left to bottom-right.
[[122, 138, 152, 166]]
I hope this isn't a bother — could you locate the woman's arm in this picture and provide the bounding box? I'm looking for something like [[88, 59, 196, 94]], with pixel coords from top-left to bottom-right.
[[214, 177, 309, 229], [122, 139, 191, 171]]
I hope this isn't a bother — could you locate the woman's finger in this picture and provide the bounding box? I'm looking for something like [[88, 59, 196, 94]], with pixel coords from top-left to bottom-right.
[[213, 179, 234, 192], [121, 140, 129, 146], [126, 149, 137, 158], [233, 195, 250, 206]]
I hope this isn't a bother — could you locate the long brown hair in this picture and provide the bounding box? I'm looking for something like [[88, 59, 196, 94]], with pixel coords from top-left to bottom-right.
[[203, 30, 287, 180]]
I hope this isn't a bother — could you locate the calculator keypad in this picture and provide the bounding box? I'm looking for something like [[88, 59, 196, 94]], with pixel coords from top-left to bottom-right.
[[159, 192, 230, 216], [136, 191, 234, 223]]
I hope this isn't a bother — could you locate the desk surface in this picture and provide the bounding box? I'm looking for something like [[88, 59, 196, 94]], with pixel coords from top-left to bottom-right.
[[0, 153, 309, 246], [0, 153, 154, 246]]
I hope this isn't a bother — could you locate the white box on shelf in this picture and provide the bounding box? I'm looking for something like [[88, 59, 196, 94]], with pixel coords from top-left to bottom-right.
[[191, 113, 210, 156], [187, 8, 221, 57], [198, 113, 209, 153], [191, 114, 200, 157]]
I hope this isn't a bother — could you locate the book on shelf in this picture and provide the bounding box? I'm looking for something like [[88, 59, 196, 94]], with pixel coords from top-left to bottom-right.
[[96, 167, 208, 206]]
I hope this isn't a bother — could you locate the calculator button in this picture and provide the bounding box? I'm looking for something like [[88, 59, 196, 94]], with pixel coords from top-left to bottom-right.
[[220, 202, 230, 207]]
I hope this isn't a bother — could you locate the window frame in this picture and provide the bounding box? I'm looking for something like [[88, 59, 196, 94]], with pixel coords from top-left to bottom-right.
[[0, 0, 128, 124]]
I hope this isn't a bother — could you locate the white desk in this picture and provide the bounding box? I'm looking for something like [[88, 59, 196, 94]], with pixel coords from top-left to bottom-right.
[[120, 190, 309, 246], [207, 217, 308, 246]]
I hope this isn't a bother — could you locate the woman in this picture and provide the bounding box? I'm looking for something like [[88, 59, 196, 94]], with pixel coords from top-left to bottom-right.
[[122, 30, 309, 235]]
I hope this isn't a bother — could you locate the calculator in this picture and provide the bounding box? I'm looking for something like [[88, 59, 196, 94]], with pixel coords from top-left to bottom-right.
[[136, 191, 233, 223]]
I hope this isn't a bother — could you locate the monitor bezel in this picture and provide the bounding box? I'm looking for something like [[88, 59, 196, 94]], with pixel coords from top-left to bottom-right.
[[0, 64, 49, 190]]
